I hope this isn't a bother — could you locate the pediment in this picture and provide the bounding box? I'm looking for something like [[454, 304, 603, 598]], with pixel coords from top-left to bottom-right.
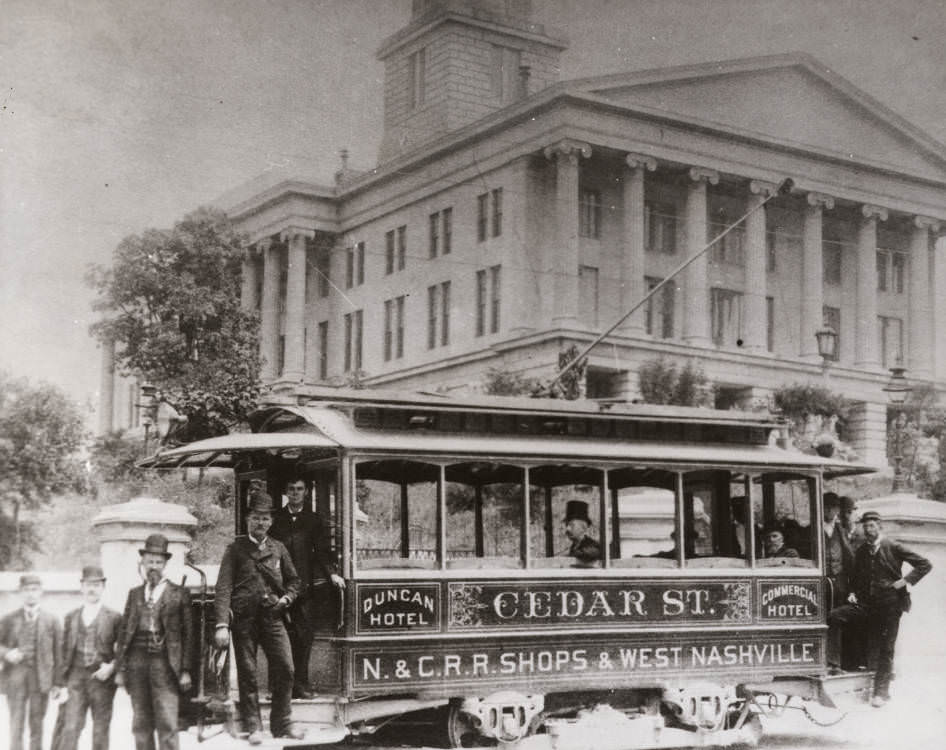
[[577, 56, 946, 181]]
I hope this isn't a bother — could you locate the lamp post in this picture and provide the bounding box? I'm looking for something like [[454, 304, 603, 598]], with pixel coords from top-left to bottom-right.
[[815, 326, 838, 378], [882, 366, 912, 492], [137, 383, 159, 455]]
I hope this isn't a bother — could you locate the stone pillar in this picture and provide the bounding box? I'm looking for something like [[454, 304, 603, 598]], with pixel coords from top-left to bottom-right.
[[800, 192, 833, 361], [847, 400, 889, 468], [240, 247, 260, 312], [683, 167, 718, 346], [259, 238, 280, 382], [280, 228, 313, 383], [856, 204, 888, 369], [92, 496, 197, 611], [744, 180, 777, 352], [619, 153, 656, 335], [98, 338, 115, 434], [909, 216, 939, 379], [543, 139, 591, 328]]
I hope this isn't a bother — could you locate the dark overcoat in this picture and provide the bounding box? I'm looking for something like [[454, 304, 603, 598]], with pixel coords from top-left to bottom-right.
[[0, 608, 62, 693], [114, 582, 195, 681]]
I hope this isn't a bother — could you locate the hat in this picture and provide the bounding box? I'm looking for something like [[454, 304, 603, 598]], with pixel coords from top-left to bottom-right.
[[823, 492, 840, 508], [247, 492, 275, 514], [80, 565, 106, 583], [564, 500, 592, 525], [859, 510, 881, 524], [18, 574, 42, 589], [762, 522, 784, 537], [139, 533, 172, 559], [840, 496, 857, 511]]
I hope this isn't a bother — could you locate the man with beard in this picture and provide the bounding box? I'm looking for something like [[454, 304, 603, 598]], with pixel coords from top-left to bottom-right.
[[563, 500, 600, 565], [114, 534, 194, 750], [214, 491, 304, 745], [761, 524, 799, 559], [829, 511, 931, 707]]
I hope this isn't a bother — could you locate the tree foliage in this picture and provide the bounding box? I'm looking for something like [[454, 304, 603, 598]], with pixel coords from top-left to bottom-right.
[[87, 208, 261, 442], [637, 358, 713, 406], [482, 367, 540, 397], [0, 372, 86, 567]]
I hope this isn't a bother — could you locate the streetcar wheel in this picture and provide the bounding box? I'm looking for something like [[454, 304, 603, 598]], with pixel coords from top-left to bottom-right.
[[445, 701, 496, 748]]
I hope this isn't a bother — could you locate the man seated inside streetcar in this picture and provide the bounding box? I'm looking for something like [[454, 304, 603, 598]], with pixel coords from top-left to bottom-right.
[[761, 523, 799, 558], [563, 500, 601, 565]]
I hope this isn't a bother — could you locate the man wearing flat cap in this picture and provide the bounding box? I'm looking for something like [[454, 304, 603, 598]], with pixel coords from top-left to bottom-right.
[[114, 534, 194, 750], [828, 511, 931, 707], [214, 490, 303, 745], [0, 573, 63, 750], [563, 500, 601, 565], [54, 565, 122, 750]]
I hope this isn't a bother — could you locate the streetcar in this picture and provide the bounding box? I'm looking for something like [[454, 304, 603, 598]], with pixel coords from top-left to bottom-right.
[[143, 385, 875, 748]]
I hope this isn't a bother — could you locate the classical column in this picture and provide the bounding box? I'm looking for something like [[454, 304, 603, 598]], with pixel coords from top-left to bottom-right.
[[619, 153, 657, 335], [280, 228, 313, 382], [543, 139, 591, 328], [259, 238, 280, 382], [800, 192, 834, 361], [683, 166, 718, 346], [240, 247, 260, 311], [744, 180, 778, 352], [98, 337, 115, 434], [909, 216, 940, 378], [855, 204, 888, 369]]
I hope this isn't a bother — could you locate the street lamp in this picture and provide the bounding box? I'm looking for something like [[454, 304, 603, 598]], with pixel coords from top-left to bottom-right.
[[137, 383, 159, 454], [882, 366, 913, 492], [815, 326, 838, 376]]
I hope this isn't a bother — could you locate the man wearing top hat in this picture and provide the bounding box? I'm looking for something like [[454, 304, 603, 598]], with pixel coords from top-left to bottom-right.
[[563, 500, 601, 565], [54, 565, 123, 750], [114, 533, 194, 750], [213, 490, 303, 745], [0, 573, 63, 750], [828, 510, 931, 706]]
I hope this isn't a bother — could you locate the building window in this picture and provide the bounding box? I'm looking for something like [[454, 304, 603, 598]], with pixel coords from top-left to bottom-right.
[[579, 189, 602, 239], [344, 310, 363, 373], [409, 47, 426, 109], [822, 306, 841, 361], [318, 321, 328, 379], [491, 44, 521, 103], [876, 249, 889, 292], [355, 242, 365, 285], [474, 266, 501, 337], [385, 230, 395, 275], [766, 231, 777, 272], [277, 334, 286, 376], [489, 266, 500, 334], [766, 297, 775, 352], [477, 193, 488, 242], [892, 252, 906, 294], [441, 280, 451, 345], [710, 287, 744, 347], [475, 269, 487, 336], [644, 276, 674, 339], [384, 296, 406, 361], [345, 247, 355, 289], [709, 217, 745, 266], [579, 265, 598, 328], [429, 212, 439, 258], [427, 283, 450, 348], [316, 248, 330, 298], [442, 207, 452, 254], [491, 188, 503, 238], [427, 285, 438, 349], [645, 201, 676, 254], [397, 225, 407, 270], [823, 242, 842, 286], [878, 315, 904, 368]]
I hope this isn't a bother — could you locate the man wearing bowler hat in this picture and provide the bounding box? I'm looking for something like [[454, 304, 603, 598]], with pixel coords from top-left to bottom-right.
[[0, 573, 63, 750], [214, 489, 303, 745], [114, 534, 194, 750], [54, 565, 122, 750], [563, 500, 601, 565], [828, 510, 931, 706]]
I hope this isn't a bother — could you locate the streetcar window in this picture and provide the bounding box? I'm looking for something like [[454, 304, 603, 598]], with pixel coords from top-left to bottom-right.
[[682, 470, 749, 568], [445, 462, 524, 569], [354, 459, 440, 569], [754, 472, 816, 568], [529, 464, 603, 568], [608, 468, 678, 568]]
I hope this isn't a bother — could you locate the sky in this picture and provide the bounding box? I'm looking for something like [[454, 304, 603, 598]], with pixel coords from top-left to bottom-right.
[[2, 0, 945, 418]]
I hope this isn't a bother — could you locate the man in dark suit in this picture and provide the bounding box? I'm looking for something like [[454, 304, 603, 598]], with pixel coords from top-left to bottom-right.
[[0, 574, 63, 750], [114, 534, 194, 750], [269, 477, 344, 698], [828, 511, 932, 706], [762, 524, 799, 558], [822, 493, 853, 668], [214, 492, 304, 745], [54, 565, 122, 750], [563, 500, 601, 565]]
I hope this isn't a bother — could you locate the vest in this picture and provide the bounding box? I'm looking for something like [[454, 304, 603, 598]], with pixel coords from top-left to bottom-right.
[[133, 595, 165, 653], [825, 530, 845, 578], [76, 615, 98, 668], [20, 613, 40, 665]]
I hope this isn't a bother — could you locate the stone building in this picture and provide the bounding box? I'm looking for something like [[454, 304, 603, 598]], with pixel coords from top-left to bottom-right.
[[102, 1, 946, 466]]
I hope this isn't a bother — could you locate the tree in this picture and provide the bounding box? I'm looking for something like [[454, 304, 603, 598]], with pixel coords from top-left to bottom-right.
[[87, 208, 261, 443], [482, 366, 540, 397], [0, 372, 86, 567], [637, 357, 713, 406]]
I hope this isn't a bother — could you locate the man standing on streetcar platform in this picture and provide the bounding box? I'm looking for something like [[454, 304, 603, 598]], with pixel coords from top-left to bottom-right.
[[828, 511, 931, 706], [214, 490, 304, 745], [822, 493, 853, 669], [269, 476, 345, 699]]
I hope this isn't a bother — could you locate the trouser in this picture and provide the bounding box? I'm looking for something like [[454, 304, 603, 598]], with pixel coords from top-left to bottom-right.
[[4, 664, 48, 750], [54, 665, 117, 750], [124, 647, 180, 750], [828, 598, 903, 698], [287, 591, 318, 691], [233, 608, 294, 735]]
